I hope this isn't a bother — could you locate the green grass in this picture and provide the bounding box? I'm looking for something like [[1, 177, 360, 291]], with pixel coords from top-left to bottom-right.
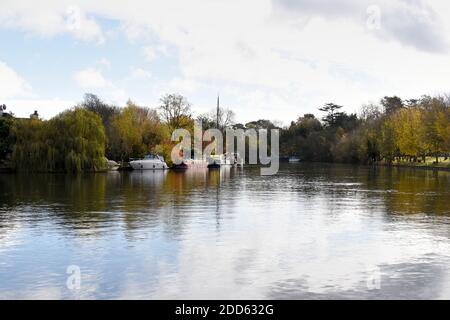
[[393, 156, 450, 168]]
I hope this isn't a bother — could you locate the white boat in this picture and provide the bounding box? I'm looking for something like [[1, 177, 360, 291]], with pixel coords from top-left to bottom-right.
[[288, 156, 300, 163], [130, 154, 168, 170], [106, 159, 120, 171]]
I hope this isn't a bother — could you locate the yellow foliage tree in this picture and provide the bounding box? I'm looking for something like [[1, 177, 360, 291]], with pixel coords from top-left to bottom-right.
[[392, 108, 426, 160]]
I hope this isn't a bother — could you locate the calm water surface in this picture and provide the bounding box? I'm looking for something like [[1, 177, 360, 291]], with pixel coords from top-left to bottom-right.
[[1, 163, 450, 299]]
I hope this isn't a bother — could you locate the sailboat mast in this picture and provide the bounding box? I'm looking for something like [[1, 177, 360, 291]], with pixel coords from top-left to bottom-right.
[[216, 95, 220, 129]]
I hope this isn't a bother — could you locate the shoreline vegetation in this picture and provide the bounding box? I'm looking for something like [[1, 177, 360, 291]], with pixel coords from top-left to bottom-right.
[[376, 159, 450, 171], [1, 93, 449, 173]]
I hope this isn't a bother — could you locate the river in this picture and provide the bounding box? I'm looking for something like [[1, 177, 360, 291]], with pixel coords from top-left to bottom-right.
[[1, 163, 450, 299]]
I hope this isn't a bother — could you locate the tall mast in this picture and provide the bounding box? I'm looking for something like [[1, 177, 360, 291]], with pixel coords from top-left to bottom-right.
[[216, 94, 220, 129]]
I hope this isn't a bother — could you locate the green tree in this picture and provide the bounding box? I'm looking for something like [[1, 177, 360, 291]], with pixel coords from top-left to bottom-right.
[[333, 131, 365, 163], [0, 117, 14, 163], [11, 118, 50, 171], [381, 96, 404, 115], [12, 108, 107, 172], [319, 103, 344, 127], [80, 93, 119, 159], [46, 108, 106, 172], [110, 101, 169, 161], [111, 106, 146, 161]]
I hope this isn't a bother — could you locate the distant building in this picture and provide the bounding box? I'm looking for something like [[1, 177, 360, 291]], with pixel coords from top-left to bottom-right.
[[0, 104, 12, 118], [0, 105, 40, 120], [30, 110, 39, 119]]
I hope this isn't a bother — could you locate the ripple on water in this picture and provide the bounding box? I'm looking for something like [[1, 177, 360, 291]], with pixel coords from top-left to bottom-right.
[[0, 164, 450, 299]]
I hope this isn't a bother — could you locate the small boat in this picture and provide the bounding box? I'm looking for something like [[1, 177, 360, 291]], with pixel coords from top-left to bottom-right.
[[106, 159, 120, 171], [207, 154, 234, 169], [130, 154, 168, 170], [172, 159, 208, 170], [288, 156, 301, 163]]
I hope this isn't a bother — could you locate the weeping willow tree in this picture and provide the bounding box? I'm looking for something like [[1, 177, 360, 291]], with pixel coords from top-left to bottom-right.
[[0, 117, 14, 164], [12, 108, 107, 172], [11, 118, 49, 171]]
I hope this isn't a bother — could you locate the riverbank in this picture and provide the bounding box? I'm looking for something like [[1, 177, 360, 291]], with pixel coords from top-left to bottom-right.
[[376, 158, 450, 172]]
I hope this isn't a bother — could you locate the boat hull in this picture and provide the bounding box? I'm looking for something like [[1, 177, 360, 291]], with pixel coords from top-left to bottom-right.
[[172, 159, 208, 170], [130, 160, 168, 170], [207, 159, 234, 168]]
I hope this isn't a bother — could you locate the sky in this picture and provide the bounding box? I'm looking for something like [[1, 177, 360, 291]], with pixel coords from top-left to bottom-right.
[[1, 0, 450, 125]]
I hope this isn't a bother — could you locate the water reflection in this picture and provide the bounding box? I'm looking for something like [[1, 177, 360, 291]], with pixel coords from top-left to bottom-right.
[[0, 164, 450, 299]]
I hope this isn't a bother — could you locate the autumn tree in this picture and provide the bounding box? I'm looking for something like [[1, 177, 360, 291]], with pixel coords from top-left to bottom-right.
[[392, 108, 427, 161], [110, 101, 169, 161], [420, 96, 449, 162], [379, 117, 398, 163], [159, 94, 192, 132], [111, 104, 148, 161], [80, 93, 119, 159]]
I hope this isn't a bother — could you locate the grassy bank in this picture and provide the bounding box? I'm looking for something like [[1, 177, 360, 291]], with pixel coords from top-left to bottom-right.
[[378, 157, 450, 171]]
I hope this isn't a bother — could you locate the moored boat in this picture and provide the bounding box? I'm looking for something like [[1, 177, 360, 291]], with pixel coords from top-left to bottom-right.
[[207, 154, 234, 169], [172, 159, 208, 170], [106, 159, 120, 171], [288, 156, 301, 163], [130, 154, 168, 170]]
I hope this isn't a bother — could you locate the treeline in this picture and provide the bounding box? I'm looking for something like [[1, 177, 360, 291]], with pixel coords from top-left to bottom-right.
[[0, 93, 208, 172], [1, 93, 449, 172], [280, 95, 450, 164], [8, 108, 106, 172]]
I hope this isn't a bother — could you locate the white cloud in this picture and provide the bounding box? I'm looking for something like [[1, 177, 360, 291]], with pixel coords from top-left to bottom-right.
[[74, 68, 110, 89], [121, 21, 153, 41], [0, 61, 31, 99], [142, 45, 168, 63], [168, 77, 202, 94], [2, 0, 450, 122], [65, 5, 104, 43], [128, 67, 152, 80], [73, 67, 127, 105], [0, 2, 103, 43], [97, 58, 111, 68], [81, 0, 450, 117], [142, 47, 157, 62], [275, 0, 448, 53]]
